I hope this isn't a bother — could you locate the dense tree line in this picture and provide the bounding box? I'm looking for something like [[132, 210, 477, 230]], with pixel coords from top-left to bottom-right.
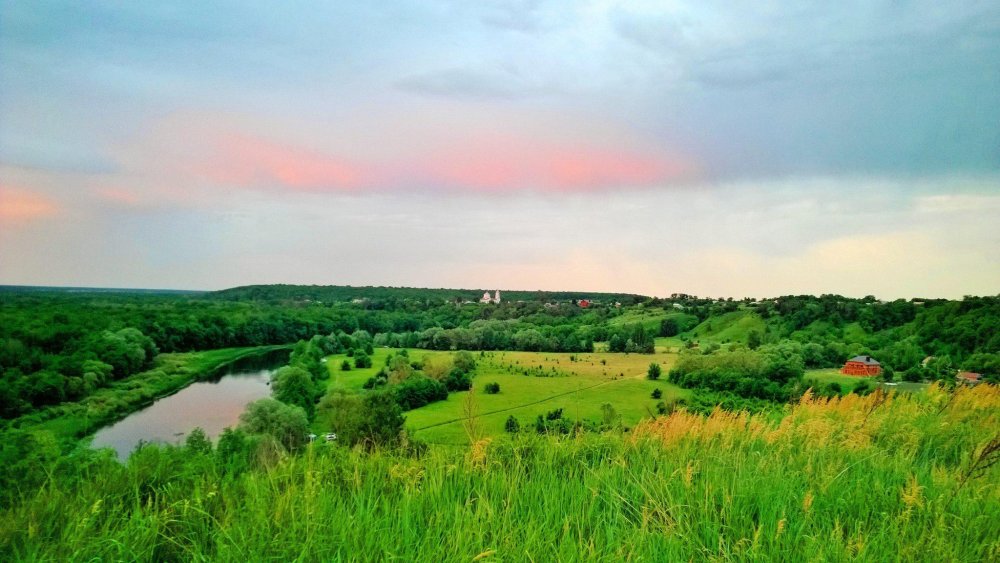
[[2, 288, 997, 421]]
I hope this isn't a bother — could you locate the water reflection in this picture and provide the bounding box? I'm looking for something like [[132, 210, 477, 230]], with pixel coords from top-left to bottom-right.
[[91, 350, 288, 460]]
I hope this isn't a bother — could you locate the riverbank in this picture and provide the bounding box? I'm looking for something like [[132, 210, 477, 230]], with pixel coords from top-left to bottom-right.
[[3, 345, 291, 447]]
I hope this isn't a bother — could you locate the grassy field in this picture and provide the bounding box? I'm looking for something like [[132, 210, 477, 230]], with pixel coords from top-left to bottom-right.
[[405, 351, 686, 444], [321, 349, 689, 445], [3, 383, 997, 561], [323, 348, 455, 392]]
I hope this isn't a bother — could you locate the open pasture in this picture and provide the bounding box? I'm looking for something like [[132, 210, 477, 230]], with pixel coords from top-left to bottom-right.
[[404, 351, 687, 444]]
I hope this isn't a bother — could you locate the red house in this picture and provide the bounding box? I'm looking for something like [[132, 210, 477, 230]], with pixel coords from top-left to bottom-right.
[[841, 355, 882, 377], [578, 299, 590, 308], [957, 372, 983, 385]]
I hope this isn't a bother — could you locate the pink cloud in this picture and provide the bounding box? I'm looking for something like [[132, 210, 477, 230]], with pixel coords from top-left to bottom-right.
[[97, 187, 143, 206], [0, 185, 59, 222], [422, 140, 695, 192], [130, 112, 698, 195], [199, 134, 370, 191]]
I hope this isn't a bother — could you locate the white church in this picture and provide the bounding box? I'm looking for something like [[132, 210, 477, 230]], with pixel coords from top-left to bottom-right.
[[480, 290, 501, 304]]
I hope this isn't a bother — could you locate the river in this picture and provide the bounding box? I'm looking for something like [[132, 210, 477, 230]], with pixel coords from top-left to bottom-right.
[[90, 349, 288, 460]]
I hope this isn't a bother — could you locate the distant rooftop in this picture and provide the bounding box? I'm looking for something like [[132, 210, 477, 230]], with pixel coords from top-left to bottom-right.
[[847, 355, 880, 365]]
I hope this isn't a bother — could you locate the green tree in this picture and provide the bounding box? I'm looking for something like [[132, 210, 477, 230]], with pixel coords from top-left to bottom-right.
[[354, 351, 372, 369], [185, 427, 213, 454], [747, 330, 762, 350], [504, 415, 520, 433], [238, 398, 309, 452], [660, 318, 680, 337], [647, 362, 662, 380], [271, 366, 317, 419], [358, 390, 405, 447]]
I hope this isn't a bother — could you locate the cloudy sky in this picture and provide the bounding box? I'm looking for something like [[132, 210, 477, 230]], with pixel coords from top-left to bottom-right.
[[1, 1, 998, 298]]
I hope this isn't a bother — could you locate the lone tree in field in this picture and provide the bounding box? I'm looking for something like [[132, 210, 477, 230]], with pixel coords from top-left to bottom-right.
[[647, 362, 662, 380], [504, 415, 520, 433]]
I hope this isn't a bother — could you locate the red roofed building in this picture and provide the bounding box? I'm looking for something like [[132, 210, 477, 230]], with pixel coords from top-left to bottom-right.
[[841, 355, 882, 376], [578, 299, 590, 308], [957, 371, 983, 385]]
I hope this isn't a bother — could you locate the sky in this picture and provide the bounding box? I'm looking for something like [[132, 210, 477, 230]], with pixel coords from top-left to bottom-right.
[[1, 1, 998, 299]]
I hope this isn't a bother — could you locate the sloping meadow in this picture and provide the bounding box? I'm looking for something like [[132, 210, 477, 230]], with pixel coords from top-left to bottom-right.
[[2, 384, 997, 561]]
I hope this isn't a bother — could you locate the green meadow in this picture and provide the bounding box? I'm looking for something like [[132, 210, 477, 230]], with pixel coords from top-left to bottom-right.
[[319, 349, 688, 445]]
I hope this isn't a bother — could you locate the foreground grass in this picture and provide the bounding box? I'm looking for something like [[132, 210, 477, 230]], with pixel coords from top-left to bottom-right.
[[2, 384, 997, 561]]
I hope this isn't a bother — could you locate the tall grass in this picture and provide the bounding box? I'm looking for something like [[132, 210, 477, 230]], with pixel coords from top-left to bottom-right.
[[2, 384, 997, 561]]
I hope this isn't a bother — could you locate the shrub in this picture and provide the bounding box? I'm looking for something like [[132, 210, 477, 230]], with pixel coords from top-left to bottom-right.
[[340, 360, 351, 371], [443, 367, 472, 391], [354, 352, 372, 369], [647, 362, 662, 380], [484, 382, 500, 394], [852, 379, 875, 396], [361, 374, 387, 390], [504, 415, 520, 433], [651, 388, 662, 399]]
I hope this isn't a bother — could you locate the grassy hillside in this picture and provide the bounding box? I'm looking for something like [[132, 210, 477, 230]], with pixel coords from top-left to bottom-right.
[[3, 384, 997, 561], [686, 309, 766, 343]]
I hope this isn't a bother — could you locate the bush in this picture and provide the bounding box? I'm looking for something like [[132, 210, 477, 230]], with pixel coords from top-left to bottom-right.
[[504, 415, 520, 433], [361, 374, 387, 390], [647, 363, 662, 380], [444, 367, 472, 391], [651, 388, 662, 399], [484, 382, 500, 394], [354, 352, 372, 369], [340, 360, 351, 371], [852, 379, 875, 396]]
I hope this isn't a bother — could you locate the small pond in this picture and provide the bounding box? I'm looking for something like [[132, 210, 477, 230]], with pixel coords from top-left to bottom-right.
[[91, 349, 288, 460]]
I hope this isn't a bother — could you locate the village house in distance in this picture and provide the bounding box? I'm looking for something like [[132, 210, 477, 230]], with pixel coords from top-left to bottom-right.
[[840, 355, 883, 376], [480, 290, 501, 304]]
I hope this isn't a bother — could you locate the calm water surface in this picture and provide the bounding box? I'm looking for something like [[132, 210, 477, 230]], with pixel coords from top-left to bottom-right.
[[91, 354, 285, 459]]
